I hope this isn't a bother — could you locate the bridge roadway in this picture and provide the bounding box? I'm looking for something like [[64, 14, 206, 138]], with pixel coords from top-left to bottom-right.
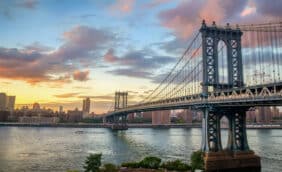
[[105, 82, 282, 117]]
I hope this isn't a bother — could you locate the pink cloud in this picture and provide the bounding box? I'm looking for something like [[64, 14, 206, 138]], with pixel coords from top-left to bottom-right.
[[109, 0, 135, 15], [158, 0, 247, 40], [143, 0, 172, 9], [104, 48, 118, 62], [72, 70, 90, 81]]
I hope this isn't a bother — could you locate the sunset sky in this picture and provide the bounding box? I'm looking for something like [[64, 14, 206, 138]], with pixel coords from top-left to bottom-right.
[[0, 0, 281, 113]]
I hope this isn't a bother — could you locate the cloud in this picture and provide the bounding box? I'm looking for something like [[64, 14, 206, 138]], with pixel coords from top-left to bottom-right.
[[53, 25, 116, 62], [78, 95, 113, 101], [143, 0, 172, 9], [109, 0, 135, 15], [24, 42, 52, 52], [104, 49, 175, 69], [73, 86, 92, 90], [104, 48, 118, 62], [108, 68, 153, 79], [158, 0, 247, 40], [17, 0, 38, 9], [72, 70, 90, 81], [54, 92, 81, 98], [0, 25, 117, 84], [254, 0, 282, 17], [104, 48, 175, 79]]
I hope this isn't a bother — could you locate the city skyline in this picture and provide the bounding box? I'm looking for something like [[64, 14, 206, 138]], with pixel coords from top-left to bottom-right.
[[1, 0, 281, 113]]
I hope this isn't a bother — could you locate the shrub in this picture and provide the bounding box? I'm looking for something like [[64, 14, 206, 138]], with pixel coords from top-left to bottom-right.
[[139, 156, 162, 169], [100, 163, 119, 172], [83, 153, 102, 172], [121, 161, 141, 168], [190, 151, 204, 171], [161, 160, 191, 171]]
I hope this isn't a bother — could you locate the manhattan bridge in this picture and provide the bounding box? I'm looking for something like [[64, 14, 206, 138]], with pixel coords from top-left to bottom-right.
[[103, 20, 282, 172]]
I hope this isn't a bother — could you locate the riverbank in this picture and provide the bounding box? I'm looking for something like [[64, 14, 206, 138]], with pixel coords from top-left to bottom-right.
[[0, 122, 201, 128], [0, 122, 281, 129]]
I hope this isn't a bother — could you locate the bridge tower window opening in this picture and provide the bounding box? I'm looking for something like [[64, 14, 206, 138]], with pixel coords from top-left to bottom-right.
[[218, 40, 228, 85], [219, 115, 229, 150]]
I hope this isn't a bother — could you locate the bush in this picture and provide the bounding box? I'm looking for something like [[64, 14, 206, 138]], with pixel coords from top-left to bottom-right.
[[83, 153, 102, 172], [161, 160, 191, 171], [100, 163, 119, 172], [139, 156, 162, 169], [190, 151, 204, 171], [121, 161, 140, 168]]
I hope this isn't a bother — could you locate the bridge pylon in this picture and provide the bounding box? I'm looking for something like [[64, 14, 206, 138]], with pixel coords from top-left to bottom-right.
[[200, 21, 261, 172]]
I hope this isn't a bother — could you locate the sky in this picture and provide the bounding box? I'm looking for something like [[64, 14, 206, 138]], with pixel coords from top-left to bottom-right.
[[0, 0, 281, 114]]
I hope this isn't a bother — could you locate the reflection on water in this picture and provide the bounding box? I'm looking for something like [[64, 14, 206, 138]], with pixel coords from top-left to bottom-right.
[[0, 127, 281, 172]]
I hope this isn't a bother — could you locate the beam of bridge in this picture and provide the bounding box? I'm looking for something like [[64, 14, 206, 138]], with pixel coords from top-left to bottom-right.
[[103, 20, 282, 172]]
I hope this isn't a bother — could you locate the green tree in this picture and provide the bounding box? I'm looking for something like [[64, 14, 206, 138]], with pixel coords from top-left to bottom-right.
[[83, 153, 102, 172], [139, 156, 162, 169], [161, 160, 191, 171], [100, 163, 119, 172], [190, 151, 204, 171]]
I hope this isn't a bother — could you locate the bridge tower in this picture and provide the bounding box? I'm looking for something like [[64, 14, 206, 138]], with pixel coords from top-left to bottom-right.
[[107, 91, 128, 130], [200, 21, 260, 172], [114, 91, 128, 110]]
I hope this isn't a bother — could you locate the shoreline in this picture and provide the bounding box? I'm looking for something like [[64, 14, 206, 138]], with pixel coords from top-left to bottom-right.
[[0, 122, 281, 129]]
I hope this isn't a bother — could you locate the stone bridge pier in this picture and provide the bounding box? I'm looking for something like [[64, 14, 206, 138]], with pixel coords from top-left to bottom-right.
[[201, 107, 261, 172], [105, 113, 128, 130]]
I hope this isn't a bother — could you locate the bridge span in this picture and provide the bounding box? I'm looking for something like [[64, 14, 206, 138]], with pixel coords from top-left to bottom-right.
[[102, 21, 282, 172]]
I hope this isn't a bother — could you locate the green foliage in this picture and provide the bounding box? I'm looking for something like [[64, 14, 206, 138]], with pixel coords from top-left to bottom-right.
[[190, 151, 204, 171], [66, 170, 79, 172], [161, 160, 191, 171], [121, 161, 140, 168], [139, 156, 162, 169], [83, 153, 102, 172], [100, 163, 119, 172]]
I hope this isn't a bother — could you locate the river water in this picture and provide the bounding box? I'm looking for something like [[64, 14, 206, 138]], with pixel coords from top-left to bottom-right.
[[0, 127, 281, 172]]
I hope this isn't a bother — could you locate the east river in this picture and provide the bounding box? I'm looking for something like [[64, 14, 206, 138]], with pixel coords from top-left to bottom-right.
[[0, 127, 281, 172]]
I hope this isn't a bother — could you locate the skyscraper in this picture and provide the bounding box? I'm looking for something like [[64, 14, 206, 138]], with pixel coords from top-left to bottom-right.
[[59, 106, 63, 114], [82, 98, 90, 117], [6, 96, 16, 114], [0, 93, 7, 111], [33, 102, 41, 111]]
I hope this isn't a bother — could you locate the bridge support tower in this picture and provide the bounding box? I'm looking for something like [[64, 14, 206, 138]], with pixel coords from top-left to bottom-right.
[[200, 20, 260, 172], [201, 108, 260, 172], [111, 113, 128, 130]]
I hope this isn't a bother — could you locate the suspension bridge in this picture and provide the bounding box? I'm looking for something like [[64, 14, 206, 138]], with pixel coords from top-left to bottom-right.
[[103, 20, 282, 172]]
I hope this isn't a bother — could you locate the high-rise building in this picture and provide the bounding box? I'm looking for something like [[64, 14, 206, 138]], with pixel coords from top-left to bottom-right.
[[82, 98, 90, 118], [152, 110, 170, 125], [271, 106, 280, 118], [0, 93, 7, 111], [255, 106, 272, 123], [33, 102, 40, 111], [6, 96, 15, 114], [59, 106, 63, 114], [177, 109, 193, 123]]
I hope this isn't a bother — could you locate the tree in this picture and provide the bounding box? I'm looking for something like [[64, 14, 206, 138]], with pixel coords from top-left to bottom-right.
[[83, 153, 102, 172]]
